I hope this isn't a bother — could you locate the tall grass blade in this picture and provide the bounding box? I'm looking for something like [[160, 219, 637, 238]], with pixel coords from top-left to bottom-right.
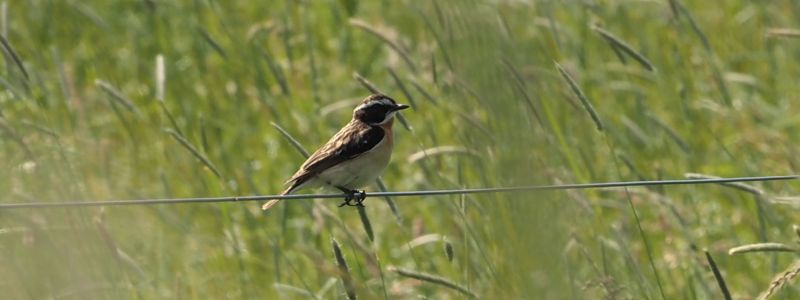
[[554, 62, 604, 131], [332, 239, 357, 300], [271, 122, 310, 158], [284, 256, 322, 300], [672, 1, 732, 105], [603, 139, 666, 300], [259, 44, 291, 96], [0, 35, 29, 80], [408, 77, 437, 104], [416, 8, 453, 69], [375, 178, 402, 223], [304, 18, 320, 103], [159, 102, 182, 136], [389, 267, 478, 299], [593, 27, 656, 72], [502, 59, 544, 128], [667, 0, 680, 19], [165, 128, 222, 179], [444, 239, 454, 262], [704, 250, 732, 300], [353, 71, 382, 94], [1, 2, 10, 77], [647, 114, 690, 153], [96, 80, 140, 115], [0, 117, 34, 159], [52, 48, 71, 102], [349, 19, 416, 71], [0, 74, 20, 98], [356, 206, 374, 242], [387, 67, 416, 108], [197, 27, 227, 59], [0, 2, 6, 37]]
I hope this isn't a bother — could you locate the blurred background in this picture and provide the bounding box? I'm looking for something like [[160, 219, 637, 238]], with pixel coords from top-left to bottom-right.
[[1, 0, 799, 299]]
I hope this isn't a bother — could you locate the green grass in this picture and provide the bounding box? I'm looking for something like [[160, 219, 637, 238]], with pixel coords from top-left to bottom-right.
[[2, 0, 800, 299]]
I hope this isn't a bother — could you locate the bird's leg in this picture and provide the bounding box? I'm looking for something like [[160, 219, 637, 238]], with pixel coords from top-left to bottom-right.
[[335, 186, 366, 207], [353, 190, 367, 207], [334, 186, 352, 207], [336, 186, 355, 207]]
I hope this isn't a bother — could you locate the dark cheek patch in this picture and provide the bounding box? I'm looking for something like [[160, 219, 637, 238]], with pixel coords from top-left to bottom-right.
[[357, 106, 388, 124]]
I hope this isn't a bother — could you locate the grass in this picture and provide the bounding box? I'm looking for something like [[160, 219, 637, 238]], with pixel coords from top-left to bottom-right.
[[1, 0, 800, 299]]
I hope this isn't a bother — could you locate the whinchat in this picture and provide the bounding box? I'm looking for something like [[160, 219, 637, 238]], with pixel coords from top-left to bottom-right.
[[262, 94, 410, 210]]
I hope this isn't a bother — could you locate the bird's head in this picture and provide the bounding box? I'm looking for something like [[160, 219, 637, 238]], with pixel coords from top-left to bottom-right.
[[353, 94, 410, 126]]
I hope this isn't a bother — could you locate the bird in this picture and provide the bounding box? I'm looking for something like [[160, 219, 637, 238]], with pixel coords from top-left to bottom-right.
[[262, 94, 410, 210]]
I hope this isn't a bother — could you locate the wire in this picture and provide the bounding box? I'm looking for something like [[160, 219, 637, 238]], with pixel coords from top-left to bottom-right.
[[0, 175, 796, 209]]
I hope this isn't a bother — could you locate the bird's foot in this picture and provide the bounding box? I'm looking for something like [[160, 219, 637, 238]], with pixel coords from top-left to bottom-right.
[[337, 188, 366, 207]]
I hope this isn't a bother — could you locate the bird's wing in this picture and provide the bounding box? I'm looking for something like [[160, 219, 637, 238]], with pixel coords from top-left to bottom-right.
[[285, 121, 385, 189]]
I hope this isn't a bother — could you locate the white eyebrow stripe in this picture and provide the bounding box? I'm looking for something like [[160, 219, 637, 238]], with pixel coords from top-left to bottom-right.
[[376, 98, 394, 106], [354, 98, 394, 111]]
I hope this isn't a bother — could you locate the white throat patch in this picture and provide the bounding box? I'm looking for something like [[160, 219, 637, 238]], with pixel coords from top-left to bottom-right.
[[376, 111, 397, 125]]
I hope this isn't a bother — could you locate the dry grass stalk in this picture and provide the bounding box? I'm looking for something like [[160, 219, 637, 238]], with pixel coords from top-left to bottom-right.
[[155, 54, 165, 102], [389, 266, 478, 299], [685, 173, 764, 196], [757, 260, 800, 300], [728, 242, 799, 255], [407, 146, 478, 163], [766, 28, 800, 39]]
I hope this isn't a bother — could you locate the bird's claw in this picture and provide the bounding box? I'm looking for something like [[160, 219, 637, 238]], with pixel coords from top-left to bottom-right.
[[338, 190, 366, 207]]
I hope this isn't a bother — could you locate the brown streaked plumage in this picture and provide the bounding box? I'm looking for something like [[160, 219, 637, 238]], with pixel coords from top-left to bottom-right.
[[262, 94, 409, 210]]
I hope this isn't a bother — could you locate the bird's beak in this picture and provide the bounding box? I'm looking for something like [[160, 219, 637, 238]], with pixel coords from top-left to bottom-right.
[[393, 104, 410, 111]]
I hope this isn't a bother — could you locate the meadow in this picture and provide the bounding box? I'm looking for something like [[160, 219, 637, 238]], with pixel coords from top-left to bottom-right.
[[1, 0, 799, 299]]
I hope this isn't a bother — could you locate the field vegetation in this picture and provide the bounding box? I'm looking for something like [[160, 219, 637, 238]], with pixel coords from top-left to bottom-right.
[[1, 0, 799, 299]]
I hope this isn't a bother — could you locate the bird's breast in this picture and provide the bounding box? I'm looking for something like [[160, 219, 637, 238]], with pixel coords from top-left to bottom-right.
[[316, 127, 394, 189], [379, 122, 394, 145]]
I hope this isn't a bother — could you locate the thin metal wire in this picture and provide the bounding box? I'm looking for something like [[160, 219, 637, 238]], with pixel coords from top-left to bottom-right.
[[0, 175, 796, 209]]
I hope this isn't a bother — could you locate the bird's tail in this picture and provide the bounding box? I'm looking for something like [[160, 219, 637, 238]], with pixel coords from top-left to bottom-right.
[[261, 185, 296, 211], [260, 199, 281, 211]]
